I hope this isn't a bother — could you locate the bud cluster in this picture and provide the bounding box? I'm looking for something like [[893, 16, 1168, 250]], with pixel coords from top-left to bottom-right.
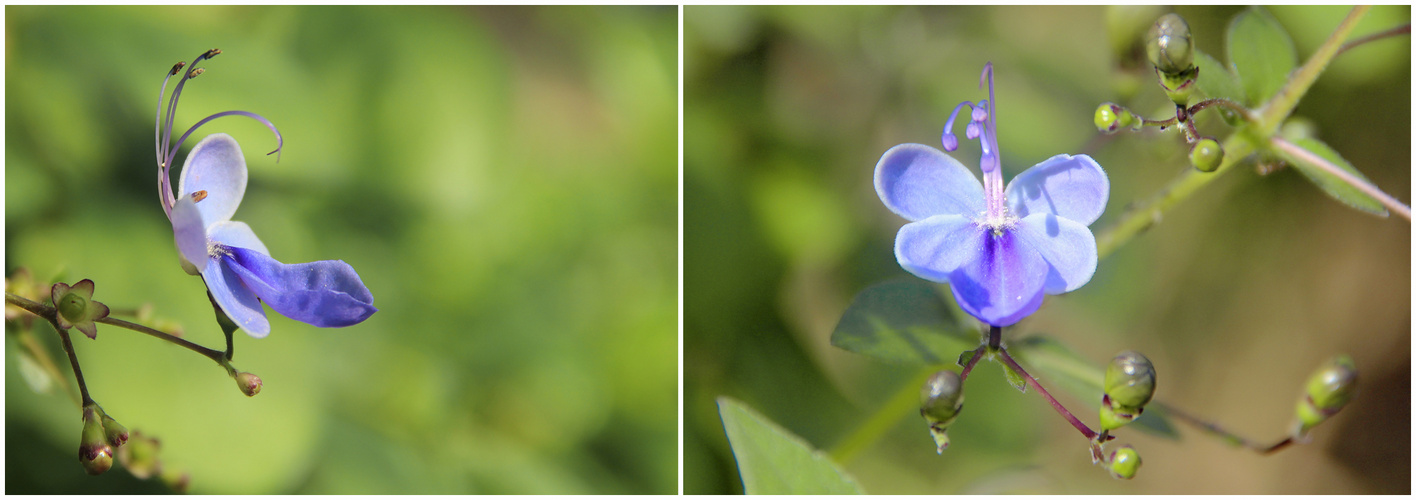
[[1100, 350, 1156, 432]]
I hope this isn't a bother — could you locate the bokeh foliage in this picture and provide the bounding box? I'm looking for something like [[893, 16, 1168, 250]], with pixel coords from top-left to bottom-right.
[[685, 5, 1408, 494], [6, 5, 676, 494]]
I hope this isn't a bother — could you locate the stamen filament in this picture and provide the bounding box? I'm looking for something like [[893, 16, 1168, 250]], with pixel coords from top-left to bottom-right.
[[166, 110, 284, 170]]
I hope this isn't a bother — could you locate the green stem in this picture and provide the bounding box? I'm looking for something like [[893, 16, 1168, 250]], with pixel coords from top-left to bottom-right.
[[54, 322, 94, 406], [1255, 6, 1370, 137], [1154, 402, 1294, 454], [1270, 137, 1411, 219], [829, 368, 935, 464], [1096, 135, 1257, 258]]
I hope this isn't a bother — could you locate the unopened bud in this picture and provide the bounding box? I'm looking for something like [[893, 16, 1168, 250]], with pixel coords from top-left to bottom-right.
[[920, 370, 964, 453], [236, 371, 262, 397], [1146, 13, 1195, 75], [1108, 445, 1142, 480], [1105, 351, 1156, 409], [1293, 355, 1357, 437], [101, 413, 129, 447], [1101, 351, 1156, 431], [79, 406, 114, 475], [1189, 137, 1223, 172]]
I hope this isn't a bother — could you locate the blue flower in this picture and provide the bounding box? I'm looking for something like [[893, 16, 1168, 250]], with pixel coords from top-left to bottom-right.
[[874, 63, 1108, 327], [156, 49, 375, 337]]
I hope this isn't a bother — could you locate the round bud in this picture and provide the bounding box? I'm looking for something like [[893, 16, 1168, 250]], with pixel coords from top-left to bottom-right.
[[1104, 351, 1156, 410], [1146, 13, 1194, 75], [1095, 104, 1120, 133], [920, 370, 964, 453], [920, 370, 964, 424], [236, 371, 263, 397], [57, 292, 89, 324], [1306, 355, 1357, 411], [1189, 138, 1223, 172], [1292, 355, 1358, 437], [1108, 445, 1142, 480]]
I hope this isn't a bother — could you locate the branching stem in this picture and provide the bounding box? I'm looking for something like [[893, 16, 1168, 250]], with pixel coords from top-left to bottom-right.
[[1156, 402, 1295, 455], [54, 322, 94, 406], [994, 346, 1098, 441], [7, 293, 228, 366]]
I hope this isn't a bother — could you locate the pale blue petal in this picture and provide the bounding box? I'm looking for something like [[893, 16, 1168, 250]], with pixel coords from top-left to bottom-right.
[[177, 133, 247, 225], [894, 215, 982, 283], [1005, 154, 1109, 226], [208, 221, 270, 256], [202, 256, 270, 338], [170, 196, 208, 272], [1013, 213, 1098, 294], [875, 143, 985, 221], [223, 247, 376, 328], [946, 229, 1049, 327]]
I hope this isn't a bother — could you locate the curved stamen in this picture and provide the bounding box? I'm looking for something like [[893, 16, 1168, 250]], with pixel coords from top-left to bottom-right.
[[941, 101, 975, 152], [162, 49, 221, 168], [166, 111, 284, 172], [155, 64, 182, 219], [978, 62, 1000, 174]]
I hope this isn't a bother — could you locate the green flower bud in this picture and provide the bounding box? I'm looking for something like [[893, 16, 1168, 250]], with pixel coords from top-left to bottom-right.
[[1105, 351, 1156, 410], [117, 431, 162, 480], [79, 406, 114, 475], [920, 370, 964, 453], [236, 371, 263, 397], [1108, 445, 1142, 480], [1146, 13, 1194, 75], [1189, 137, 1223, 172], [101, 413, 129, 447], [1095, 103, 1140, 134], [1293, 355, 1357, 437]]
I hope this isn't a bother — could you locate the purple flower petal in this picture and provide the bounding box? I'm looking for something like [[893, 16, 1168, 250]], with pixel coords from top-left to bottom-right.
[[222, 247, 376, 328], [875, 143, 985, 222], [1005, 154, 1109, 226], [207, 221, 270, 256], [894, 215, 982, 283], [1012, 213, 1098, 294], [202, 255, 271, 338], [946, 229, 1049, 327], [177, 133, 247, 225], [171, 196, 209, 272]]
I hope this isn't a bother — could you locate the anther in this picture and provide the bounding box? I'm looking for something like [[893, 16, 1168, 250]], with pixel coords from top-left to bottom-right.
[[188, 68, 205, 79], [204, 48, 222, 59], [965, 122, 982, 140], [971, 106, 988, 123], [191, 190, 208, 203], [169, 61, 186, 76]]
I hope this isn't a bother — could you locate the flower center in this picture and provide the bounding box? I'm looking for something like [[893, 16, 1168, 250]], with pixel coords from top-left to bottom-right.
[[58, 292, 88, 322]]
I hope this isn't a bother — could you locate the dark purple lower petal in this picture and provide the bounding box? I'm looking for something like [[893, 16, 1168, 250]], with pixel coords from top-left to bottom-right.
[[947, 229, 1048, 327], [222, 247, 376, 328]]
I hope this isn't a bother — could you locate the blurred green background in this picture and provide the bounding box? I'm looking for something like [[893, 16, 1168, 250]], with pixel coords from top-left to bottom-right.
[[685, 5, 1408, 494], [6, 5, 676, 494]]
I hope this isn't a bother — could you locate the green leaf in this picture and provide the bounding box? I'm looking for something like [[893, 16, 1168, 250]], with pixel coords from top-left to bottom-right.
[[1009, 336, 1180, 439], [998, 358, 1027, 393], [830, 279, 980, 365], [1278, 138, 1389, 216], [717, 397, 864, 495], [956, 348, 978, 368], [1194, 50, 1243, 102], [1226, 7, 1297, 105]]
